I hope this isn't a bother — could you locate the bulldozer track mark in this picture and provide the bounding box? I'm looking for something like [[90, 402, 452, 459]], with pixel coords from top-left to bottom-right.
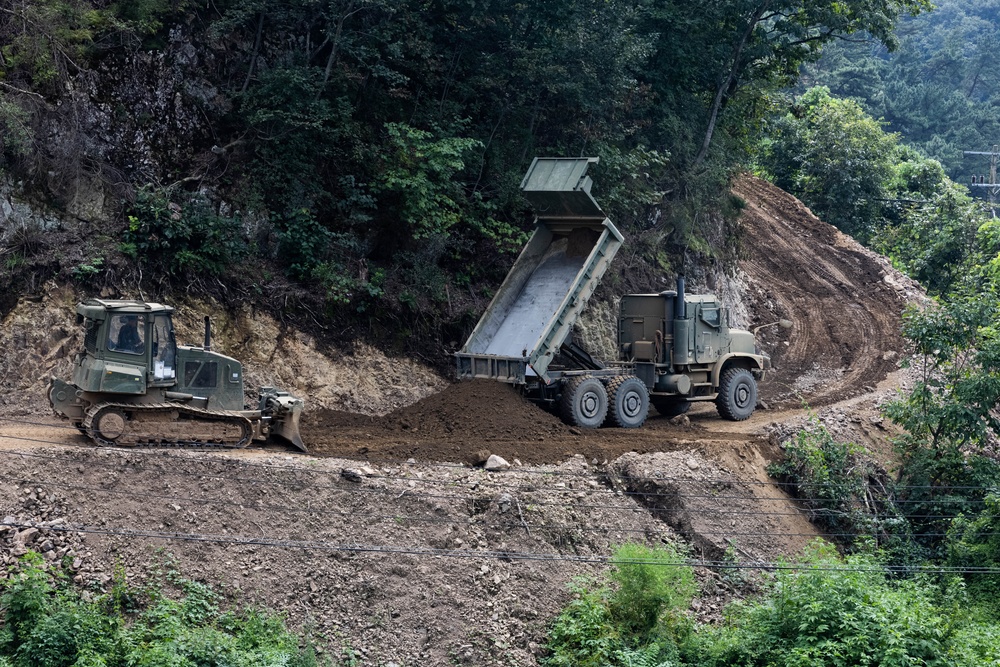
[[734, 176, 908, 408]]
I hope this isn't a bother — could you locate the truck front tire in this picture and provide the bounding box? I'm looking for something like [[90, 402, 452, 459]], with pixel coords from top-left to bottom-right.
[[716, 368, 757, 421], [606, 376, 649, 428], [560, 376, 608, 429]]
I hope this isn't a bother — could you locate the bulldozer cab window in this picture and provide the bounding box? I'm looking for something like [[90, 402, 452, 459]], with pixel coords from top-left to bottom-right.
[[108, 314, 146, 354], [151, 315, 176, 381], [184, 361, 218, 388]]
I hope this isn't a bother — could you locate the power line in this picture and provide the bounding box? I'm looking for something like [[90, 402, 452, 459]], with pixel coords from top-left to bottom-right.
[[0, 442, 995, 521], [4, 450, 995, 524], [14, 474, 981, 541], [3, 518, 998, 575]]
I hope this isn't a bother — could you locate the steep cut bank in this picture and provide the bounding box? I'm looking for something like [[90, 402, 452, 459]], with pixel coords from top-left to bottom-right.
[[734, 175, 920, 407]]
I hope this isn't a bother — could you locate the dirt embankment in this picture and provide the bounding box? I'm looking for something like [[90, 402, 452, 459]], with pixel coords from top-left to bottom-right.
[[734, 175, 921, 408], [0, 177, 925, 666]]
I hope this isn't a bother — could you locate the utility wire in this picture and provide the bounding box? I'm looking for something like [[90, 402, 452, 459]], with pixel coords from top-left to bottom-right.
[[2, 518, 998, 575], [1, 432, 996, 510], [6, 475, 995, 542], [4, 456, 996, 530]]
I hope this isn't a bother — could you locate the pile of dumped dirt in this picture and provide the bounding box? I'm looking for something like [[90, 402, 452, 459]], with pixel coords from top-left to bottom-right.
[[308, 380, 569, 439]]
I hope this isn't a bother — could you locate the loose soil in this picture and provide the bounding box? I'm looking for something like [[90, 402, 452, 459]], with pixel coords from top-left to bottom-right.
[[0, 177, 926, 666]]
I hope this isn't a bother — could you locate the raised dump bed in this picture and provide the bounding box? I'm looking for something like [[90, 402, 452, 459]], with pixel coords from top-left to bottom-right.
[[456, 157, 623, 384]]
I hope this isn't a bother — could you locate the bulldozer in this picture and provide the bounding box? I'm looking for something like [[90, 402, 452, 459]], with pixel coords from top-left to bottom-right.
[[48, 299, 306, 451]]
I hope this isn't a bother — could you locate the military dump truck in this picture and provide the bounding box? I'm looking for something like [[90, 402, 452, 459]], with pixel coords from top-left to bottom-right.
[[49, 300, 306, 451], [456, 157, 771, 428]]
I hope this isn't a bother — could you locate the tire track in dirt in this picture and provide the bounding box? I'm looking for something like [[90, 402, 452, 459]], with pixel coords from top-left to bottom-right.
[[734, 176, 912, 408]]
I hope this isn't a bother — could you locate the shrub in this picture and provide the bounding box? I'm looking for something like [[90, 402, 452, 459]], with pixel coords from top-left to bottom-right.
[[0, 552, 315, 666], [543, 543, 694, 667], [123, 187, 247, 277]]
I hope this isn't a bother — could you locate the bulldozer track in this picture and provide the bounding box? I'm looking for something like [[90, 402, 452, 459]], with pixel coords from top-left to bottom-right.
[[81, 403, 253, 449]]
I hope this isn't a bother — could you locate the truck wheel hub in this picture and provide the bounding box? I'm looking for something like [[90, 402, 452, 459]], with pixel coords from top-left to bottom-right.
[[581, 391, 602, 418], [622, 392, 642, 416], [735, 385, 751, 407]]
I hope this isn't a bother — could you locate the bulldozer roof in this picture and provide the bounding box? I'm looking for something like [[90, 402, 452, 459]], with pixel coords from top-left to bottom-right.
[[76, 299, 174, 321]]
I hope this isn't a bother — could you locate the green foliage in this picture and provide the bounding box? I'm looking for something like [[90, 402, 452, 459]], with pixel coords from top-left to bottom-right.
[[802, 0, 1000, 183], [875, 180, 987, 296], [543, 543, 693, 667], [762, 86, 900, 241], [886, 298, 1000, 546], [689, 542, 987, 667], [70, 256, 104, 281], [768, 416, 901, 542], [123, 187, 247, 277], [375, 123, 481, 240], [607, 543, 696, 638], [947, 494, 1000, 607], [0, 101, 33, 162], [0, 552, 315, 667]]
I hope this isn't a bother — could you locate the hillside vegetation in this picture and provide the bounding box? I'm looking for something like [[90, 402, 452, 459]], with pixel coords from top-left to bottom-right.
[[0, 0, 926, 349], [7, 0, 1000, 665]]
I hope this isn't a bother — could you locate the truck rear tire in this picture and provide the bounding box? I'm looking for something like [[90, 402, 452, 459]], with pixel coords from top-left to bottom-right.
[[716, 368, 757, 421], [560, 376, 608, 429], [651, 397, 691, 418], [606, 376, 649, 428]]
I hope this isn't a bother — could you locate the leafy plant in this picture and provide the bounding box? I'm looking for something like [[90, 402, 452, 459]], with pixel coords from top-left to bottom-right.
[[768, 414, 901, 543], [123, 187, 247, 277], [0, 552, 317, 667]]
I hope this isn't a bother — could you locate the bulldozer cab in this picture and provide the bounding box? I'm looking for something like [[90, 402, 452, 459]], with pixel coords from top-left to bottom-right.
[[73, 300, 244, 410]]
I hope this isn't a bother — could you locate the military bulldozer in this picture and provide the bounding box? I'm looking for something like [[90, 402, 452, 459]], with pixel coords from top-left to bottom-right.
[[456, 157, 777, 429], [48, 300, 306, 451]]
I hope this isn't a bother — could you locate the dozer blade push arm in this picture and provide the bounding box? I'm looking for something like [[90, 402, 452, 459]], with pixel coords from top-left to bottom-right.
[[259, 387, 306, 452]]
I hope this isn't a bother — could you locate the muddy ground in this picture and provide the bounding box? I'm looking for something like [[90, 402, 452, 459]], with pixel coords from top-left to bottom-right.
[[0, 177, 924, 666]]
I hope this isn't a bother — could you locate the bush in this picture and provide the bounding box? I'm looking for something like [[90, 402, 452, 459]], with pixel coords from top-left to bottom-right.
[[768, 416, 904, 544], [543, 543, 694, 667], [687, 542, 998, 667], [123, 187, 248, 277], [0, 552, 315, 667]]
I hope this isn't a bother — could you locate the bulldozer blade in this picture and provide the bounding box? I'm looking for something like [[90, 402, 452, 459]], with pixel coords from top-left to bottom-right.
[[273, 402, 307, 453]]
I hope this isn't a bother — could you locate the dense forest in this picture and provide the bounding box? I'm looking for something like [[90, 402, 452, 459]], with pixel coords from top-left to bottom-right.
[[0, 0, 926, 348]]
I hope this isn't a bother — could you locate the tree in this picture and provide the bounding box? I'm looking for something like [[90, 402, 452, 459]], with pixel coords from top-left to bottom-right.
[[763, 86, 899, 240], [885, 297, 1000, 544]]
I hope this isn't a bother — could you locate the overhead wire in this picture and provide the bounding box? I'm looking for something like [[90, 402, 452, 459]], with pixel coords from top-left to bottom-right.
[[0, 445, 995, 522], [2, 517, 998, 575]]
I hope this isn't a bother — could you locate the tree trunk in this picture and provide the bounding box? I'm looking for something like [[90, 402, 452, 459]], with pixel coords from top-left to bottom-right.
[[692, 0, 773, 169]]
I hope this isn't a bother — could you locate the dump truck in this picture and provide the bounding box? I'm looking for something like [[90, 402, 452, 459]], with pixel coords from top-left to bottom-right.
[[456, 157, 771, 428], [48, 300, 306, 451]]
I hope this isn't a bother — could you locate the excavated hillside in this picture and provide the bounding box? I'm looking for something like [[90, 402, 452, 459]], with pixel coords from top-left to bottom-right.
[[0, 177, 924, 666]]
